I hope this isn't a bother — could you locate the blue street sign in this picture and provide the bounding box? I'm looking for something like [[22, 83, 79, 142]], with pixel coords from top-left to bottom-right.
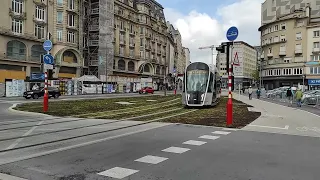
[[308, 79, 320, 85], [43, 40, 52, 51], [30, 73, 44, 80], [43, 54, 54, 64], [226, 26, 239, 41]]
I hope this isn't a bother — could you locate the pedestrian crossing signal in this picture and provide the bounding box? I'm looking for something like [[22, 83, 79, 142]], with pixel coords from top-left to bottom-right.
[[233, 52, 240, 66]]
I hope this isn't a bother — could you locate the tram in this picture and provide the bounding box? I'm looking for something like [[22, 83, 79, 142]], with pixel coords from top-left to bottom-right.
[[182, 62, 221, 107]]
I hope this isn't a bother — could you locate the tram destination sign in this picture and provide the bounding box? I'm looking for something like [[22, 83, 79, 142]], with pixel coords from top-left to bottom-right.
[[187, 69, 208, 75]]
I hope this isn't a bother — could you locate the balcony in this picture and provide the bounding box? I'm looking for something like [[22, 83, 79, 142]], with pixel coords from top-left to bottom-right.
[[313, 47, 320, 53], [295, 49, 302, 54], [119, 40, 126, 45], [279, 49, 286, 56], [267, 53, 273, 57], [9, 9, 27, 20], [91, 3, 99, 15], [129, 42, 135, 48], [157, 50, 161, 55]]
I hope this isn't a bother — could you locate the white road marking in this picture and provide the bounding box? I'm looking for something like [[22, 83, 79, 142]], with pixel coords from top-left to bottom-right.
[[212, 131, 231, 135], [162, 146, 190, 154], [0, 173, 28, 180], [134, 155, 168, 164], [222, 128, 239, 131], [97, 167, 139, 179], [183, 140, 207, 146], [4, 121, 44, 150], [248, 124, 289, 130], [199, 135, 220, 140]]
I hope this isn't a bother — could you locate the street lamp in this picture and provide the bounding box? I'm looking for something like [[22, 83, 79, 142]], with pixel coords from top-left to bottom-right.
[[259, 53, 264, 89]]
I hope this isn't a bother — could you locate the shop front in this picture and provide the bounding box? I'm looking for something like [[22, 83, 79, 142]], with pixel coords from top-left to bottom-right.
[[308, 79, 320, 90]]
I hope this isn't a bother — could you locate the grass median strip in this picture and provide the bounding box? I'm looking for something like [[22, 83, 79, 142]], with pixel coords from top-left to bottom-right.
[[15, 95, 180, 116], [76, 98, 180, 118], [91, 102, 181, 119]]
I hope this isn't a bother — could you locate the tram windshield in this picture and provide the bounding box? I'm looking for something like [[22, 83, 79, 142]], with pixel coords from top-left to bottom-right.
[[186, 69, 209, 93]]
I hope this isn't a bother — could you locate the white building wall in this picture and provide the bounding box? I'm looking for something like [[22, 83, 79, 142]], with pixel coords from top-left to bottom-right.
[[306, 26, 320, 75]]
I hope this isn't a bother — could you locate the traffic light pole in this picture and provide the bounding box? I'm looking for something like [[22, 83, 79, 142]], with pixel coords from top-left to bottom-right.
[[226, 42, 233, 126]]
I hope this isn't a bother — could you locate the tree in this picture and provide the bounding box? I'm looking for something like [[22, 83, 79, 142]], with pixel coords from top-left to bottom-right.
[[251, 70, 260, 82]]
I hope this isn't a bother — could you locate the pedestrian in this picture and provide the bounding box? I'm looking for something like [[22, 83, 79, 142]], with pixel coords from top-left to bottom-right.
[[286, 87, 293, 106], [248, 86, 253, 100], [242, 87, 245, 94], [256, 88, 261, 99], [295, 88, 303, 107]]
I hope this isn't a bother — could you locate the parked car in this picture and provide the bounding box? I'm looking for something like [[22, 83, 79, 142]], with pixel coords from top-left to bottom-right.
[[138, 87, 154, 94], [23, 87, 61, 99]]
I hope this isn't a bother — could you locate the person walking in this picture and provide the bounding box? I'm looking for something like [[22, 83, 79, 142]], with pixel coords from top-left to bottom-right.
[[248, 86, 253, 100], [256, 88, 261, 99], [295, 88, 303, 107], [286, 87, 293, 106]]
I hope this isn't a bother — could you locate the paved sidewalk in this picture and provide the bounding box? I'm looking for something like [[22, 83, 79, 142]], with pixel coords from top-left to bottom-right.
[[234, 94, 320, 137]]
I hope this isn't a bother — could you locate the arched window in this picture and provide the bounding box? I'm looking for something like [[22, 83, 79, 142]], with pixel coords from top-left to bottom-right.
[[128, 61, 135, 71], [144, 64, 150, 72], [156, 66, 160, 74], [118, 59, 125, 70], [161, 67, 165, 75], [31, 45, 46, 62], [63, 50, 77, 63], [7, 40, 26, 60]]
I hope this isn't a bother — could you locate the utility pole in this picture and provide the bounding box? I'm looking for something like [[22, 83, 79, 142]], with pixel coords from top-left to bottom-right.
[[164, 57, 167, 96], [198, 45, 216, 66]]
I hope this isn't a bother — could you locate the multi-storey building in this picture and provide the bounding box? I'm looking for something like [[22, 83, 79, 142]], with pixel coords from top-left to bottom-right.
[[183, 47, 190, 69], [306, 24, 320, 89], [218, 41, 257, 88], [173, 29, 184, 74], [0, 0, 83, 83], [83, 0, 168, 89], [259, 0, 320, 90]]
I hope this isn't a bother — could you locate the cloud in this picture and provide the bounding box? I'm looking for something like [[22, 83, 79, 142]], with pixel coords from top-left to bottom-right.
[[164, 0, 264, 65]]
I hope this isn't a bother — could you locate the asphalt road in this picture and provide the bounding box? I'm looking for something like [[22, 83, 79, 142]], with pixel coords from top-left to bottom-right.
[[1, 124, 319, 180]]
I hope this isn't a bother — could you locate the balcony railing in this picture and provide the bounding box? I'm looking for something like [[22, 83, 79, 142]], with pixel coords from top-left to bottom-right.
[[88, 40, 99, 46], [295, 49, 302, 54], [313, 47, 320, 53], [89, 25, 99, 31], [279, 50, 286, 56]]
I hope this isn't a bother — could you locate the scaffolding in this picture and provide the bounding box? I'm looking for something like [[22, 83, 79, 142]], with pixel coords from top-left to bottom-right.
[[82, 0, 114, 79]]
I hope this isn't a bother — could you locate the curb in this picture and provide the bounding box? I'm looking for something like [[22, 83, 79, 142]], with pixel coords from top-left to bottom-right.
[[8, 103, 53, 117], [0, 173, 28, 180]]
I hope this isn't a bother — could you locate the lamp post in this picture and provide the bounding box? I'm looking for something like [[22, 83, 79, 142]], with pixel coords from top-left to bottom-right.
[[259, 54, 264, 89]]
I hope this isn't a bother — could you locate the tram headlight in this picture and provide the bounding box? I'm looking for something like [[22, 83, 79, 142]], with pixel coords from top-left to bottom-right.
[[187, 94, 190, 101], [201, 94, 205, 101]]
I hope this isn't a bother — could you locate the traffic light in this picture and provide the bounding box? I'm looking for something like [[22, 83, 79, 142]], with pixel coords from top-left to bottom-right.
[[48, 69, 53, 80], [216, 45, 225, 53]]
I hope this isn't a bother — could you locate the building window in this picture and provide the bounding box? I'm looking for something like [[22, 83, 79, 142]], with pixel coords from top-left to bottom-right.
[[6, 40, 26, 60], [129, 24, 134, 33], [57, 29, 63, 41], [140, 27, 143, 34], [281, 23, 286, 30], [57, 0, 63, 6], [129, 49, 134, 57], [310, 67, 320, 74], [128, 61, 134, 71], [57, 11, 63, 24], [311, 55, 320, 61], [274, 25, 278, 31], [12, 0, 23, 14], [120, 21, 124, 30], [118, 59, 125, 70], [35, 6, 45, 21], [296, 32, 302, 40], [119, 47, 124, 55], [314, 42, 320, 48], [314, 31, 320, 38], [68, 0, 74, 10], [68, 14, 75, 27], [67, 31, 75, 43], [268, 48, 272, 53], [280, 35, 286, 41], [140, 38, 144, 46], [11, 19, 23, 34], [35, 24, 45, 39], [31, 45, 46, 61], [295, 43, 302, 50]]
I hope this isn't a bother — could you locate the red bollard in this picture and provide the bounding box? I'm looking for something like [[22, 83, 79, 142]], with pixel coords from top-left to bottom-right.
[[43, 92, 48, 112], [174, 89, 177, 95], [226, 98, 233, 126]]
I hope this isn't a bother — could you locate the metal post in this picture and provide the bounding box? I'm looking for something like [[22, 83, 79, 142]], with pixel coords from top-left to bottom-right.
[[43, 71, 48, 112], [226, 42, 233, 126]]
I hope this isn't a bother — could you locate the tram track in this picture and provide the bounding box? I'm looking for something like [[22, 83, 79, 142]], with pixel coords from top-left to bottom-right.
[[0, 98, 180, 131], [0, 117, 64, 126], [0, 102, 182, 141], [0, 108, 197, 153]]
